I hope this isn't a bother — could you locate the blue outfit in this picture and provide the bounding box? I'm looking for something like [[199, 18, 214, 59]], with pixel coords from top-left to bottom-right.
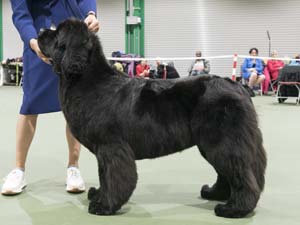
[[11, 0, 97, 114], [289, 60, 300, 65], [241, 58, 264, 79]]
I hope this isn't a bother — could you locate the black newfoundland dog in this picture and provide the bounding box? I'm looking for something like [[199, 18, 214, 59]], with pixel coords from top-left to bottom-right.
[[38, 19, 266, 218]]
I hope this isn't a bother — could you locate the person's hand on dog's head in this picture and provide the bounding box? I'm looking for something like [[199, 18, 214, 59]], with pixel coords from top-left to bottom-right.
[[30, 38, 51, 64], [84, 12, 100, 33]]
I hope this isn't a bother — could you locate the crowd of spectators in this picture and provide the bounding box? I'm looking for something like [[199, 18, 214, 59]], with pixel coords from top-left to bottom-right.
[[111, 49, 300, 96], [241, 48, 300, 94]]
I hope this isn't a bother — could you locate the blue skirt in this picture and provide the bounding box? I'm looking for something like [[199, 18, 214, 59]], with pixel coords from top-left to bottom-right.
[[20, 0, 76, 115], [20, 47, 61, 115]]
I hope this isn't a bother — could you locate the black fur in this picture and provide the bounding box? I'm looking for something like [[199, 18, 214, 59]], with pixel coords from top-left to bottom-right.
[[38, 19, 267, 218], [156, 64, 180, 79]]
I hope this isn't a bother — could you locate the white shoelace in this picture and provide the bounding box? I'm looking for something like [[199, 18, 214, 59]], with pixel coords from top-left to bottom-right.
[[67, 167, 82, 181]]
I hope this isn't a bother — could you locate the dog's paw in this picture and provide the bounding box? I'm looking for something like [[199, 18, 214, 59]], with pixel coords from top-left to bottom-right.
[[88, 187, 98, 200], [88, 201, 116, 216], [214, 203, 250, 218], [201, 184, 230, 201], [201, 185, 213, 198]]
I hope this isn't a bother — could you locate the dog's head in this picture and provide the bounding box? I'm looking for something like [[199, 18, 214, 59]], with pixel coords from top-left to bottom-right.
[[38, 18, 93, 80]]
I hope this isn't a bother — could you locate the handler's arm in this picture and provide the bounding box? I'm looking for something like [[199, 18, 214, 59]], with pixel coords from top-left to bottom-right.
[[10, 1, 49, 63], [10, 0, 37, 46], [77, 0, 97, 17], [78, 0, 100, 32]]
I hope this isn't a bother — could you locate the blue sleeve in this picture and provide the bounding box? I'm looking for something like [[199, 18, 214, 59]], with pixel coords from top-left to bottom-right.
[[77, 0, 97, 17], [242, 59, 247, 72], [256, 59, 264, 74], [241, 59, 250, 78], [10, 0, 37, 46], [242, 59, 250, 73]]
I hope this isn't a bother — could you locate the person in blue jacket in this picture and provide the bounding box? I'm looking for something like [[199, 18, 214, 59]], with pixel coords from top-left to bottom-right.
[[1, 0, 100, 195], [242, 48, 265, 89]]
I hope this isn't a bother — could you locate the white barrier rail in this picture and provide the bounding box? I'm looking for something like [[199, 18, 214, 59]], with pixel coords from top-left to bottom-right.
[[1, 54, 300, 86], [107, 55, 234, 62], [238, 55, 300, 62], [107, 55, 300, 62], [107, 54, 300, 81]]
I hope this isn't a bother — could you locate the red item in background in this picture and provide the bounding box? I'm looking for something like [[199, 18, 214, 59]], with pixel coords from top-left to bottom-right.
[[136, 64, 150, 77], [163, 65, 167, 79], [267, 59, 284, 80]]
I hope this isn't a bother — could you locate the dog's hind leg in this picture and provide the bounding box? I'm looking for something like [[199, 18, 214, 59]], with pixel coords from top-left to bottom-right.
[[214, 134, 266, 218], [88, 143, 137, 215], [198, 139, 262, 218], [198, 148, 231, 201], [193, 96, 265, 217], [214, 166, 260, 218], [200, 174, 230, 201], [199, 145, 261, 218]]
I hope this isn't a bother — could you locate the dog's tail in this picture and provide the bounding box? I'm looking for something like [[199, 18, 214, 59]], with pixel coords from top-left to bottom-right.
[[239, 89, 266, 192], [238, 83, 267, 192], [252, 128, 267, 192]]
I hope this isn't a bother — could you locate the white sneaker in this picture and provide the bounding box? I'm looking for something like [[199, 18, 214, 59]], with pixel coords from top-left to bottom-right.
[[66, 167, 85, 193], [1, 168, 27, 195]]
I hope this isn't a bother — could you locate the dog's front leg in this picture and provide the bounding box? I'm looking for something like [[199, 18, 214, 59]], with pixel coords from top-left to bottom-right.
[[88, 143, 137, 215]]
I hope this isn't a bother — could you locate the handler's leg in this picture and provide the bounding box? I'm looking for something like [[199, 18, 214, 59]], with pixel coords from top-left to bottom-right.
[[66, 125, 81, 167], [65, 124, 85, 193], [16, 115, 38, 169], [1, 114, 38, 195]]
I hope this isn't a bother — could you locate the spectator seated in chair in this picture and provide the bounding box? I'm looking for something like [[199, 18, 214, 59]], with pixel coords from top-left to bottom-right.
[[153, 58, 180, 79], [135, 59, 150, 78], [112, 62, 124, 72], [289, 54, 300, 65], [262, 50, 284, 94], [188, 51, 210, 76], [242, 47, 265, 90]]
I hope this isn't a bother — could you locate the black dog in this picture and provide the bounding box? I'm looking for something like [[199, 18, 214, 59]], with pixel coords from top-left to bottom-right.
[[156, 64, 180, 79], [38, 19, 266, 218]]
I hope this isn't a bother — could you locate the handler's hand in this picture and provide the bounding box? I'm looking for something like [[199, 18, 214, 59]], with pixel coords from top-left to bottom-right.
[[84, 14, 100, 33], [30, 39, 51, 64]]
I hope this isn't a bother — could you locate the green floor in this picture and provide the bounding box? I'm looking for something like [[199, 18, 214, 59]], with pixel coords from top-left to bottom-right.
[[0, 86, 299, 225]]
